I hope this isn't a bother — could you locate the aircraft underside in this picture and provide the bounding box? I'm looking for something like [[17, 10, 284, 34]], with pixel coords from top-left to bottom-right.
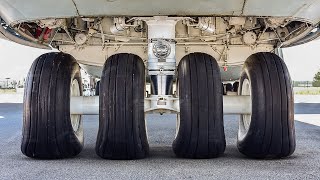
[[0, 0, 319, 159]]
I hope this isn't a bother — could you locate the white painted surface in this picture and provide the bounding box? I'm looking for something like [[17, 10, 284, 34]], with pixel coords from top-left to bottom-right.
[[1, 0, 320, 24], [0, 0, 77, 24], [70, 96, 99, 115], [223, 95, 252, 115], [294, 95, 320, 103], [295, 114, 320, 127], [70, 95, 252, 115]]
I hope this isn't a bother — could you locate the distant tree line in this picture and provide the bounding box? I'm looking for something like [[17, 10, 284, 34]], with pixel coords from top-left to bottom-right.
[[313, 71, 320, 87], [293, 81, 313, 87]]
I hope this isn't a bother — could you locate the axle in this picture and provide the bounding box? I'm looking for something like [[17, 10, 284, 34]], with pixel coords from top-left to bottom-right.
[[70, 95, 252, 115]]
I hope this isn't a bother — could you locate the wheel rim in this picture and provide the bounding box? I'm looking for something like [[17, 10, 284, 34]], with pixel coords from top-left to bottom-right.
[[70, 79, 81, 132], [238, 78, 252, 140], [175, 81, 180, 139], [175, 113, 180, 138]]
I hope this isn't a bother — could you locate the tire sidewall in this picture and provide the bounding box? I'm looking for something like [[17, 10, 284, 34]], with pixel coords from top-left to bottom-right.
[[237, 55, 266, 147], [67, 60, 84, 146]]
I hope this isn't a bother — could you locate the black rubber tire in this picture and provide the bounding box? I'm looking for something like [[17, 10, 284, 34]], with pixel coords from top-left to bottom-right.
[[225, 83, 233, 92], [237, 52, 295, 159], [233, 81, 239, 92], [173, 53, 226, 159], [95, 81, 100, 96], [222, 83, 226, 95], [21, 52, 84, 159], [96, 53, 149, 159]]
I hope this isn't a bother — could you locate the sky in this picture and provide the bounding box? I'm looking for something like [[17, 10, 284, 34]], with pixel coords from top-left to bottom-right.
[[283, 40, 320, 81], [0, 39, 51, 80], [0, 38, 320, 81]]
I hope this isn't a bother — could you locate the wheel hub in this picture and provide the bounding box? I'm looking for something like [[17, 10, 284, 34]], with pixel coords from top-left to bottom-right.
[[70, 79, 81, 132], [238, 78, 252, 140]]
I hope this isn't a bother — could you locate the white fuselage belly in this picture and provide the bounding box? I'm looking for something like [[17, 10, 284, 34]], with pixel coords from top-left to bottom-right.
[[1, 0, 320, 25]]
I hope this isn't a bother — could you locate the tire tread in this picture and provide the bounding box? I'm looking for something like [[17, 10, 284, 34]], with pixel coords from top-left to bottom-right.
[[237, 52, 295, 158], [21, 52, 83, 159], [173, 53, 225, 158], [96, 53, 149, 160]]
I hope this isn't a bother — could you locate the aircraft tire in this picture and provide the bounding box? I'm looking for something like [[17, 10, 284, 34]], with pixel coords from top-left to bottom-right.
[[21, 52, 84, 159], [237, 52, 295, 158], [95, 53, 149, 159], [95, 81, 100, 95], [173, 53, 226, 158]]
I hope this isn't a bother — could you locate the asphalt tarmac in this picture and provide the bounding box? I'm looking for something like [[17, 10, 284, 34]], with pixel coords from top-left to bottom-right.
[[0, 101, 319, 180]]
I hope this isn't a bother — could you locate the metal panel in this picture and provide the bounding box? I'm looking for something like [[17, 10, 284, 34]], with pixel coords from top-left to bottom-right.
[[0, 0, 77, 24], [1, 0, 320, 25], [220, 66, 242, 81], [294, 0, 320, 23], [243, 0, 320, 22], [73, 0, 243, 16], [80, 64, 103, 78]]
